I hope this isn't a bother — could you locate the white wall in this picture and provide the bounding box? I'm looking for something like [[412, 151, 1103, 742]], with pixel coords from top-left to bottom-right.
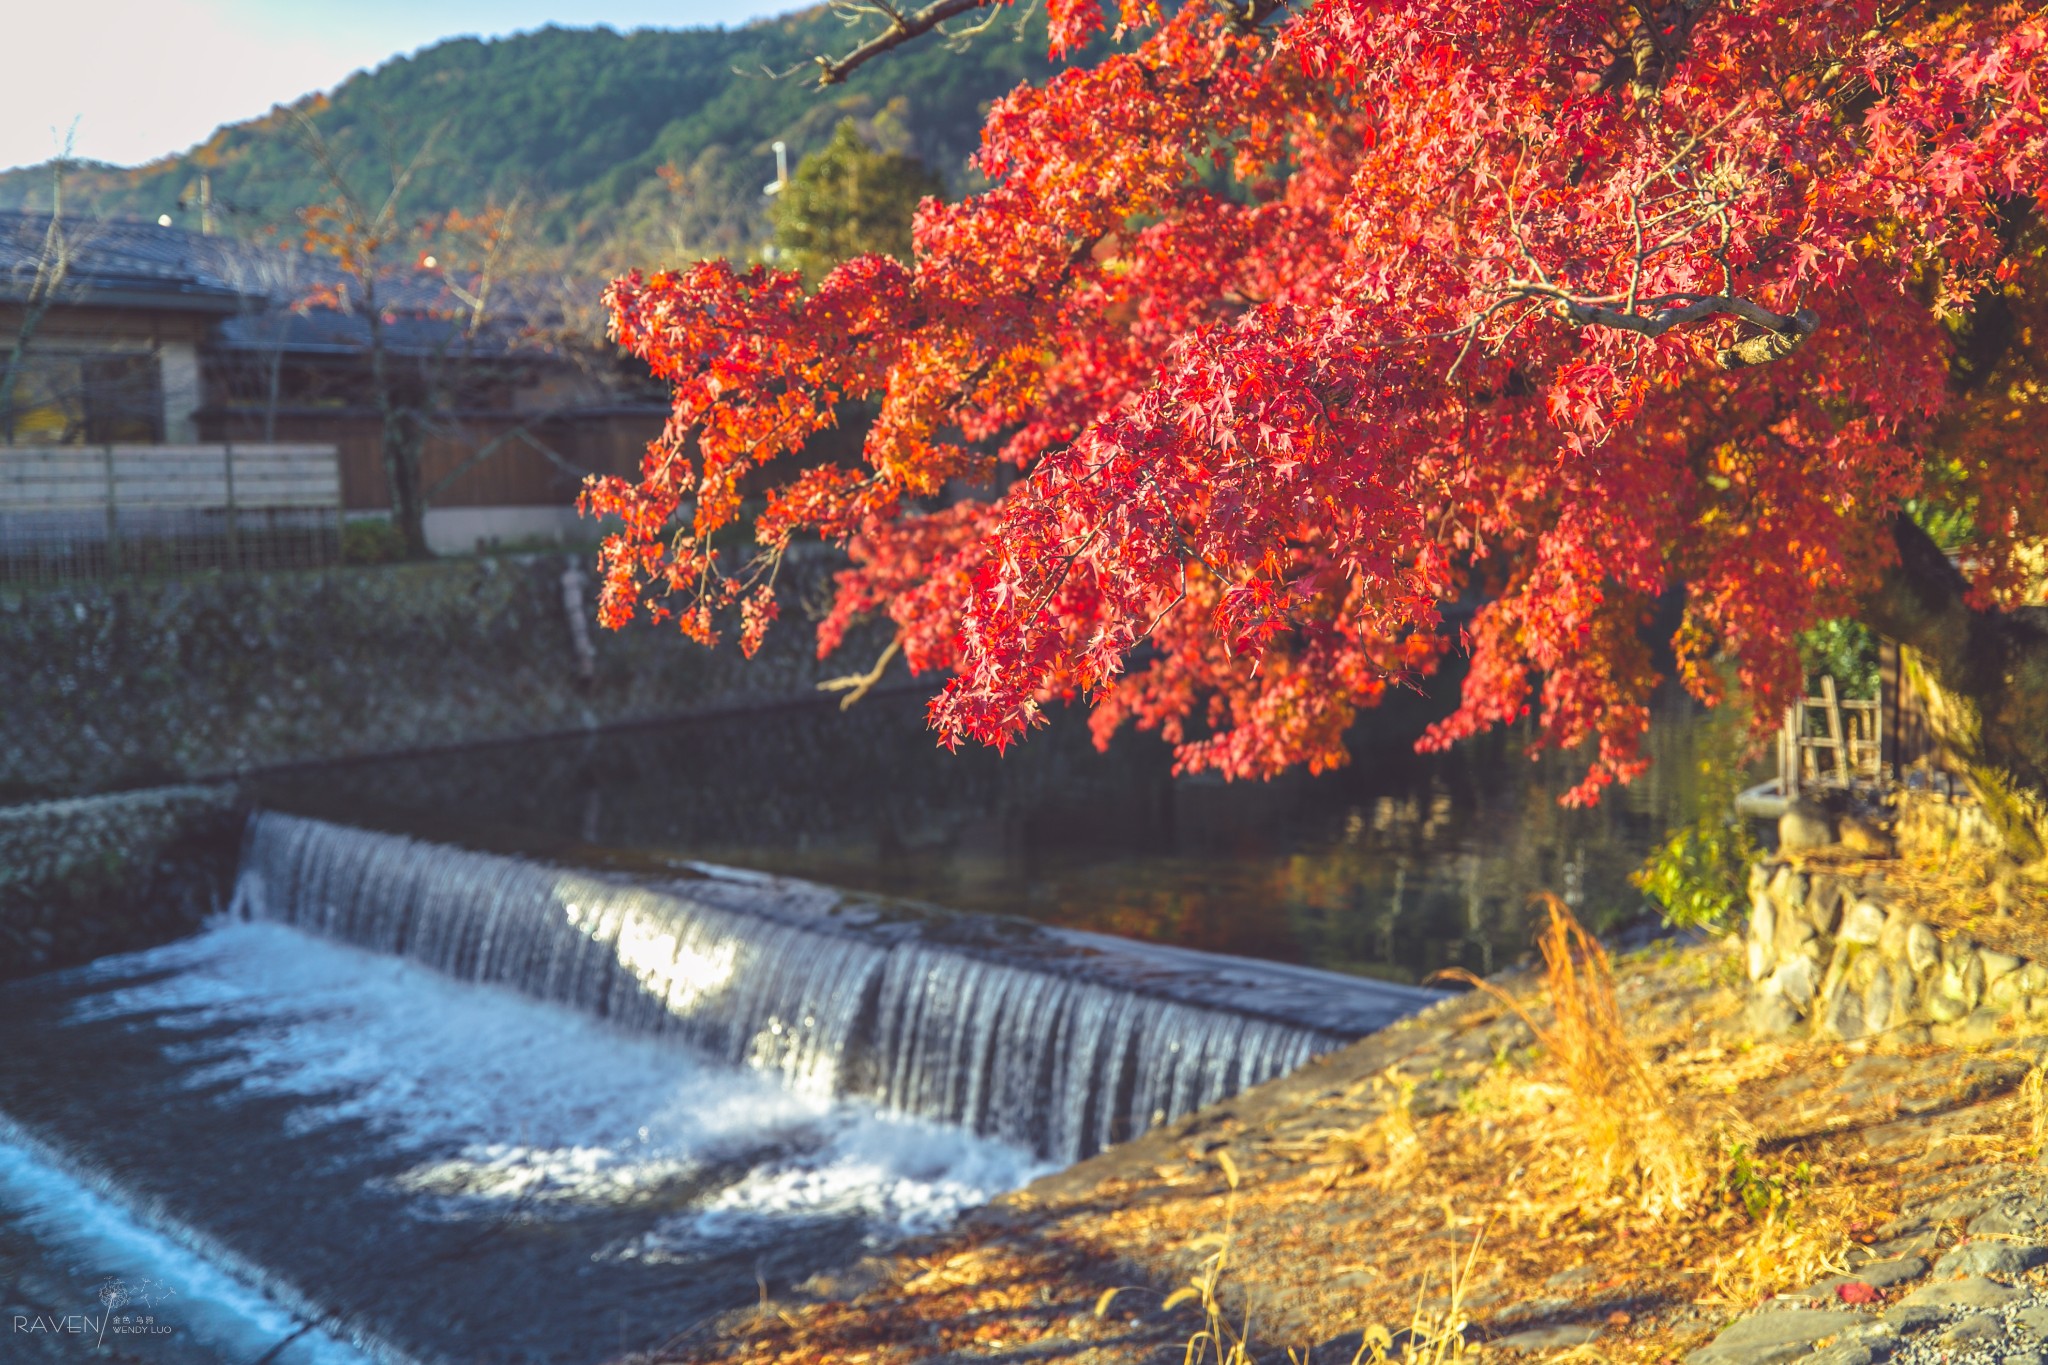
[[418, 506, 595, 556], [158, 341, 201, 442]]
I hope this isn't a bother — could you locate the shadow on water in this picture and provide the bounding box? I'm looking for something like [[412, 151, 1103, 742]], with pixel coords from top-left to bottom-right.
[[256, 682, 1730, 984]]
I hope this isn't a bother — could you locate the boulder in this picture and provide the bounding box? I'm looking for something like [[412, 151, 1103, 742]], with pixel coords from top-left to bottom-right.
[[1771, 864, 1813, 920], [1489, 1325, 1602, 1352], [1934, 1242, 2048, 1277], [1778, 914, 1821, 960], [1806, 874, 1848, 934], [1937, 1314, 2007, 1349], [1772, 957, 1821, 1012], [1860, 963, 1896, 1034], [1941, 946, 1987, 1011], [1810, 1256, 1927, 1300], [1823, 982, 1868, 1040], [1747, 990, 1803, 1036], [1906, 921, 1940, 974], [1750, 860, 1776, 904], [1687, 1309, 1874, 1365], [1750, 895, 1779, 968], [1971, 1196, 2048, 1238], [1839, 899, 1887, 946], [1781, 800, 1837, 852], [1887, 1277, 2024, 1320], [1984, 949, 2025, 984]]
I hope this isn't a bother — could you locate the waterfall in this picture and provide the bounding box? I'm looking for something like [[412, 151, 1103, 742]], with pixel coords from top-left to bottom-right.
[[234, 812, 1437, 1162]]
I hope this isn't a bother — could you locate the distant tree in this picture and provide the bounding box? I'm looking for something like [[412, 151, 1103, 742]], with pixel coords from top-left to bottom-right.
[[290, 115, 567, 557], [289, 113, 443, 556], [770, 120, 942, 279], [0, 21, 1071, 267], [0, 156, 82, 444]]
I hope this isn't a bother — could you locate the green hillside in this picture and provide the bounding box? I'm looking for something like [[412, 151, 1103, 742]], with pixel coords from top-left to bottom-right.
[[0, 7, 1080, 269]]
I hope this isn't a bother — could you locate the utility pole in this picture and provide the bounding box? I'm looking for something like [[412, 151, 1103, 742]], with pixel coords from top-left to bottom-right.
[[762, 141, 789, 263], [176, 174, 217, 235]]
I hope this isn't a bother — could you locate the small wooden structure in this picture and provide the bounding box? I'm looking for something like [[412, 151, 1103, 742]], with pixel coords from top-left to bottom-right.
[[1778, 674, 1883, 795], [1740, 639, 1954, 818], [0, 442, 342, 580]]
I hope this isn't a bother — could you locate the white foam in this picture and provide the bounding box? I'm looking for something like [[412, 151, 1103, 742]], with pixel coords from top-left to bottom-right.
[[69, 920, 1048, 1236]]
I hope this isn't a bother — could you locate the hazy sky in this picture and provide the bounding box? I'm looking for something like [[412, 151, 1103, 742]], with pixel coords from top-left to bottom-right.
[[3, 1, 802, 173]]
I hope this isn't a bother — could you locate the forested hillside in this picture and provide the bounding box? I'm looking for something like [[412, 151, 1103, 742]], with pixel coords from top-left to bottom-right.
[[0, 6, 1078, 267]]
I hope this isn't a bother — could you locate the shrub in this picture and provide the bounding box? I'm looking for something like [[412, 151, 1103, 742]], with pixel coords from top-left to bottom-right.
[[341, 519, 408, 565], [1635, 705, 1760, 933]]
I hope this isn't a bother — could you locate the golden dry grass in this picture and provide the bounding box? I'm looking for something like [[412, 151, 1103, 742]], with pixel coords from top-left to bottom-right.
[[1443, 897, 1705, 1219]]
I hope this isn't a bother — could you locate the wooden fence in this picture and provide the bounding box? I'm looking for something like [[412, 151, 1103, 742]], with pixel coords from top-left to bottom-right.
[[0, 443, 342, 580]]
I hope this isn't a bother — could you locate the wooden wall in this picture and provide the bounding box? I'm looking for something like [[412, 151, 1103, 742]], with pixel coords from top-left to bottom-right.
[[200, 408, 664, 511]]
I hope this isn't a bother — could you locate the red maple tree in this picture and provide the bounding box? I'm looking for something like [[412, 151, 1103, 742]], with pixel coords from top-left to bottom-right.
[[582, 0, 2048, 817]]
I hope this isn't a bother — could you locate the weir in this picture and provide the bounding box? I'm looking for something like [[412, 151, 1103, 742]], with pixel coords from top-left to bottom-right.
[[236, 811, 1440, 1161]]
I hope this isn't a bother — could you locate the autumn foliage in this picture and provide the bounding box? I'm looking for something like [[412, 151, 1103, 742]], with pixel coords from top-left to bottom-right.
[[582, 0, 2048, 802]]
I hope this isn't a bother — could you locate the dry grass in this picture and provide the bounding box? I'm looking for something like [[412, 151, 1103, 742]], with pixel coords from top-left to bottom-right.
[[2024, 1060, 2048, 1158], [1365, 1071, 1427, 1193], [1165, 1210, 1488, 1365], [1149, 1155, 1255, 1365], [1336, 1231, 1487, 1365], [1445, 896, 1705, 1218]]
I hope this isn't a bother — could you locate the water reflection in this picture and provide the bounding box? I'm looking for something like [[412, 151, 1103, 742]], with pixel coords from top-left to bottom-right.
[[258, 686, 1729, 984]]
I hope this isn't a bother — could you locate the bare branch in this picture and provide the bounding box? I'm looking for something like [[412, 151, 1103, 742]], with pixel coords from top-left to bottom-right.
[[815, 0, 998, 85], [818, 637, 902, 707]]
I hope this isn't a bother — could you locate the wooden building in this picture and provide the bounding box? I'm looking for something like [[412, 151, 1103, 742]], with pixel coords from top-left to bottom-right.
[[1, 210, 665, 561]]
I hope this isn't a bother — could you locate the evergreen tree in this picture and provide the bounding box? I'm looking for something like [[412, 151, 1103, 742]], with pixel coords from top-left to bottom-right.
[[770, 121, 941, 280]]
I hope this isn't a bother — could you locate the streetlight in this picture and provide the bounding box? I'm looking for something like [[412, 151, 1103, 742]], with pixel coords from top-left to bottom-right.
[[763, 141, 788, 196]]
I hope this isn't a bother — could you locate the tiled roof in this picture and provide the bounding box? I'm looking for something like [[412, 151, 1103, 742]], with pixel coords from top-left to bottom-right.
[[0, 210, 544, 356], [0, 210, 257, 310]]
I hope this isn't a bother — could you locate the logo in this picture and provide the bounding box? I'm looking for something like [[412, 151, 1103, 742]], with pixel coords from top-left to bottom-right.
[[10, 1278, 178, 1350]]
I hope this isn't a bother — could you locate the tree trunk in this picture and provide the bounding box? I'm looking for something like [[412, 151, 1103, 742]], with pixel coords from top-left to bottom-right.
[[384, 420, 432, 560], [1859, 513, 2048, 864]]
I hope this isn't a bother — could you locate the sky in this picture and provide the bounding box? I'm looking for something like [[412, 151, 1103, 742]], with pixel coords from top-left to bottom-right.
[[2, 0, 802, 173]]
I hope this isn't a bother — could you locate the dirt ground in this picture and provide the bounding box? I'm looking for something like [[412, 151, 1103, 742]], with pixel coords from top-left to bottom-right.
[[621, 931, 2046, 1365]]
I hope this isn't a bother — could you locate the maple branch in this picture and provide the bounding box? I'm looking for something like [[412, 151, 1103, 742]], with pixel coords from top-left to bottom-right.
[[815, 0, 996, 85], [1500, 281, 1819, 369], [1234, 0, 1293, 31], [819, 637, 903, 708], [1596, 0, 1720, 96]]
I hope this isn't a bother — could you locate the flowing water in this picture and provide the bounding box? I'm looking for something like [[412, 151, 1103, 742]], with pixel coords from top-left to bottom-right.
[[2, 691, 1730, 1362], [0, 810, 1436, 1363]]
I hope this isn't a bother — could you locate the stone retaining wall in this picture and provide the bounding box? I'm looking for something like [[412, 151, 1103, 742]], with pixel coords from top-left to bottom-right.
[[1745, 854, 2044, 1043], [1896, 784, 2011, 875], [0, 550, 872, 800], [0, 785, 243, 978]]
